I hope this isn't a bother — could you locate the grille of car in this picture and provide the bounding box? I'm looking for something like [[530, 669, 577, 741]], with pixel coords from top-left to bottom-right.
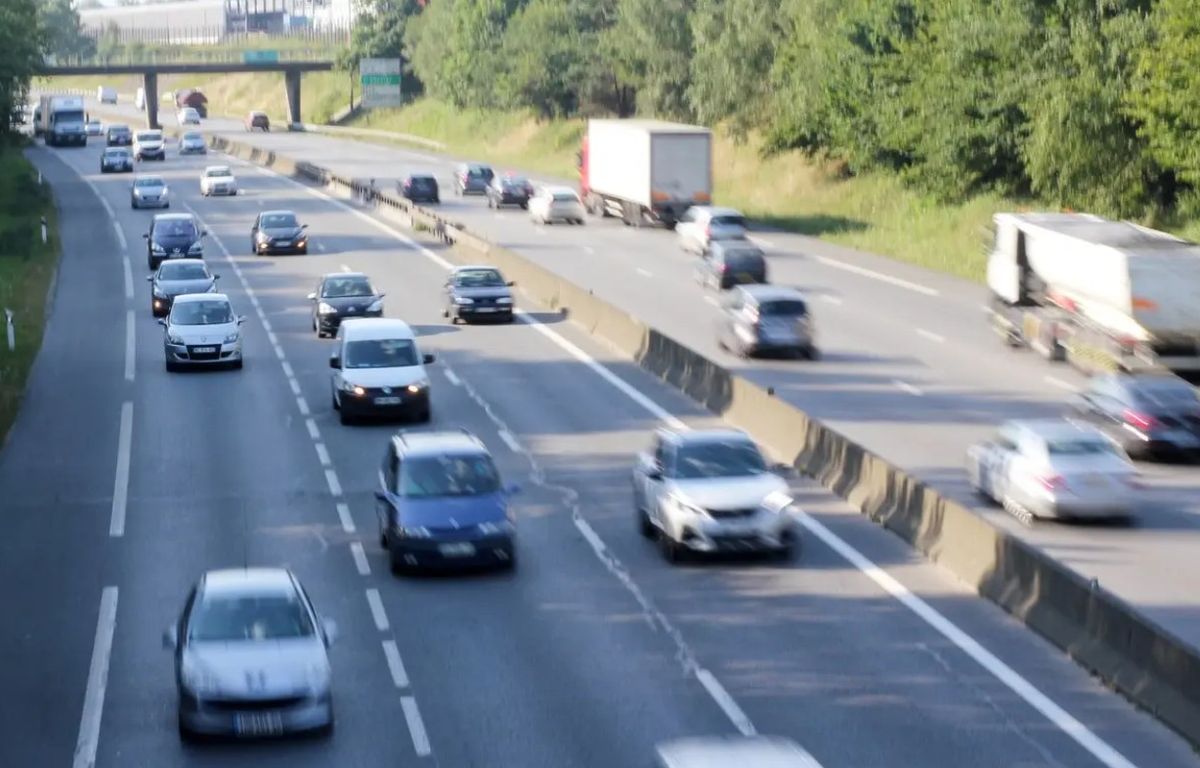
[[206, 695, 306, 712], [705, 507, 757, 519]]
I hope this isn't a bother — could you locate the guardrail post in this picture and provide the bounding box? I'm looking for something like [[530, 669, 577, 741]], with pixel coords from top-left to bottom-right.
[[40, 216, 47, 245], [4, 309, 14, 352]]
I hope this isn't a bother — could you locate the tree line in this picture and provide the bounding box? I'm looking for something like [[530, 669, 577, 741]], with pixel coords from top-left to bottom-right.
[[2, 0, 98, 137], [348, 0, 1200, 221]]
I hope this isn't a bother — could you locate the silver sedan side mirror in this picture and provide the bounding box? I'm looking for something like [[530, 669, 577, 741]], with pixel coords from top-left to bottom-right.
[[162, 626, 178, 649], [320, 618, 338, 647]]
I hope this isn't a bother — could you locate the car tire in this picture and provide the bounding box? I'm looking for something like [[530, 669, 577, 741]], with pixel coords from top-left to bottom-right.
[[659, 531, 683, 564], [339, 408, 352, 425], [414, 407, 432, 424], [804, 346, 820, 361], [165, 360, 178, 373], [389, 546, 407, 575], [637, 504, 655, 538], [331, 388, 340, 411], [298, 246, 308, 255], [164, 202, 170, 209], [232, 359, 243, 371], [177, 714, 200, 744]]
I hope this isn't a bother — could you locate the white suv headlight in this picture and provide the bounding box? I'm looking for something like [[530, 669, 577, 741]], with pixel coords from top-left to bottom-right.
[[496, 297, 513, 304], [405, 378, 429, 393], [223, 331, 240, 344]]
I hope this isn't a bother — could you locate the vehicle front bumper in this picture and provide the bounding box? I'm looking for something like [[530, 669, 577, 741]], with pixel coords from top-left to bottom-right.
[[387, 530, 514, 569], [164, 340, 242, 366], [675, 512, 796, 554], [180, 145, 207, 154], [339, 387, 429, 418], [256, 238, 307, 254], [134, 194, 169, 208], [451, 303, 514, 322], [138, 148, 165, 159], [178, 690, 332, 736], [317, 309, 382, 334]]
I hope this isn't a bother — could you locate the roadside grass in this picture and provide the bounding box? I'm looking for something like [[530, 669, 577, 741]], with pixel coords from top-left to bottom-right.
[[0, 146, 61, 446]]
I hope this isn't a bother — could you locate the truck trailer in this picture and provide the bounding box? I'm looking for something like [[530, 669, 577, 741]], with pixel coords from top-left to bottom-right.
[[577, 119, 712, 228], [987, 212, 1200, 376], [38, 94, 87, 147]]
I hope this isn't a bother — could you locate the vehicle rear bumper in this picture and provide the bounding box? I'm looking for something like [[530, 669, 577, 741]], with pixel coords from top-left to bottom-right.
[[179, 693, 331, 736]]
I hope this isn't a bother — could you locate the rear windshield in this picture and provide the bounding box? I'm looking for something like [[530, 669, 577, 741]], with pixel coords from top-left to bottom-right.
[[1045, 439, 1118, 456], [344, 338, 417, 368], [188, 594, 314, 642], [721, 249, 765, 267], [758, 299, 807, 316], [409, 176, 435, 188], [467, 167, 493, 178], [398, 454, 502, 498], [171, 300, 232, 325], [322, 276, 373, 298], [711, 215, 747, 227], [1134, 384, 1200, 409], [502, 177, 529, 188], [552, 192, 579, 202], [159, 262, 208, 280], [261, 213, 297, 228]]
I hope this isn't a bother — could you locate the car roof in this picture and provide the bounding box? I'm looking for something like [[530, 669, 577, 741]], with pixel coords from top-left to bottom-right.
[[153, 213, 195, 222], [249, 110, 267, 116], [391, 429, 488, 458], [323, 271, 368, 281], [656, 737, 823, 768], [261, 209, 296, 217], [659, 427, 755, 446], [1111, 370, 1193, 388], [205, 165, 232, 172], [134, 174, 164, 181], [340, 317, 415, 341], [108, 124, 129, 129], [159, 258, 205, 268], [454, 264, 501, 273], [173, 292, 229, 304], [1007, 419, 1105, 441], [200, 568, 297, 599], [738, 285, 805, 302]]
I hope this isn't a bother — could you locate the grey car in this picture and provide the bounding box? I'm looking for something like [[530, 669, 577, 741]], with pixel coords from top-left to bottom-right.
[[130, 174, 170, 209], [443, 265, 515, 323], [455, 163, 494, 195], [695, 241, 768, 291], [1070, 371, 1200, 461], [179, 131, 207, 154], [716, 285, 818, 359], [163, 568, 337, 740], [147, 258, 217, 316], [159, 293, 245, 371]]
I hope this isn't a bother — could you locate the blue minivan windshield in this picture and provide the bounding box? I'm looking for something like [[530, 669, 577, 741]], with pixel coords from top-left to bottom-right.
[[399, 455, 501, 498]]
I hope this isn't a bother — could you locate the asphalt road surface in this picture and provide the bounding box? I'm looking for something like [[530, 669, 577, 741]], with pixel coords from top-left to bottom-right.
[[0, 133, 1196, 767]]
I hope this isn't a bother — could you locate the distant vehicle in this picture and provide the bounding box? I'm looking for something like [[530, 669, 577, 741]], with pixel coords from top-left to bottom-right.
[[677, 206, 749, 255], [329, 318, 435, 424], [579, 119, 712, 228], [398, 173, 439, 204], [251, 209, 308, 255], [245, 110, 270, 132], [96, 86, 117, 105], [375, 429, 519, 573], [486, 175, 534, 209], [146, 258, 217, 317], [655, 736, 825, 768], [130, 174, 170, 210], [1070, 371, 1200, 460], [163, 568, 335, 739], [716, 285, 818, 360], [443, 265, 515, 324], [176, 107, 201, 125], [454, 163, 494, 196], [158, 293, 244, 371], [38, 94, 87, 147], [528, 186, 585, 226], [174, 88, 208, 118], [145, 213, 205, 270], [199, 165, 237, 196], [133, 129, 165, 161], [178, 131, 206, 154], [308, 272, 383, 337], [84, 119, 103, 136], [967, 419, 1140, 522], [134, 87, 146, 111], [695, 241, 768, 291], [99, 147, 133, 174], [633, 427, 799, 563], [105, 124, 132, 146]]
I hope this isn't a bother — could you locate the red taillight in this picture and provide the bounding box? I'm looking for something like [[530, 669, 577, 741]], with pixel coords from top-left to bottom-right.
[[704, 225, 712, 238], [1037, 474, 1067, 491], [1123, 409, 1157, 432]]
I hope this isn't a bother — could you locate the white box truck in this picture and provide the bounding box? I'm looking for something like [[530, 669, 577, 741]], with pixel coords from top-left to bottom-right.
[[578, 119, 712, 228], [987, 212, 1200, 375], [38, 94, 87, 147], [97, 86, 117, 105]]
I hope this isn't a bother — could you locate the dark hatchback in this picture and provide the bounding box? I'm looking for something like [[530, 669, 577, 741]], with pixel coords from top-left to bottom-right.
[[1070, 371, 1200, 461], [145, 213, 205, 270], [399, 174, 440, 204], [443, 266, 515, 324], [455, 163, 494, 195], [486, 176, 534, 209], [375, 430, 519, 574], [696, 241, 768, 291], [100, 147, 133, 174], [105, 124, 132, 146], [147, 258, 217, 317], [308, 272, 384, 337], [717, 285, 818, 360], [252, 210, 308, 255]]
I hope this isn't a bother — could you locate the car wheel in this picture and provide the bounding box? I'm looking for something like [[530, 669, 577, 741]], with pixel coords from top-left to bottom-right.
[[177, 714, 200, 744], [804, 346, 821, 361], [449, 315, 459, 325], [414, 407, 432, 424], [231, 359, 243, 370], [165, 360, 178, 373], [164, 202, 170, 209], [389, 546, 407, 575], [659, 531, 683, 564], [637, 504, 655, 538]]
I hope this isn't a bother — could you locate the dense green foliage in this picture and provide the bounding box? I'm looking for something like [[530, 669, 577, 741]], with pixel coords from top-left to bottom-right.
[[0, 0, 42, 135]]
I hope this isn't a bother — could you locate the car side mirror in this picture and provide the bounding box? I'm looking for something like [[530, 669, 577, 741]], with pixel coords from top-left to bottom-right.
[[329, 355, 341, 369], [374, 489, 387, 502], [507, 281, 516, 287], [156, 318, 166, 327], [213, 274, 220, 280], [306, 292, 317, 300], [201, 231, 208, 237], [505, 482, 521, 495], [301, 224, 309, 229], [320, 617, 338, 647], [145, 275, 153, 281], [142, 233, 149, 239], [422, 353, 436, 365], [237, 316, 246, 324], [376, 292, 386, 299], [162, 626, 178, 649], [638, 452, 662, 480]]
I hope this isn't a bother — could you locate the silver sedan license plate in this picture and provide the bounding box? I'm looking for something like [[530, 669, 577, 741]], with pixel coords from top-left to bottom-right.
[[374, 396, 402, 405], [439, 542, 476, 557], [192, 346, 216, 354], [474, 307, 496, 313], [235, 711, 283, 736]]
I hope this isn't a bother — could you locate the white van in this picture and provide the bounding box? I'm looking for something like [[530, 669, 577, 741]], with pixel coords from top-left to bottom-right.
[[97, 86, 117, 105], [134, 87, 146, 111]]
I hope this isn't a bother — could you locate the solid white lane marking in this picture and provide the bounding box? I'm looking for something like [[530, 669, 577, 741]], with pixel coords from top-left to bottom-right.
[[350, 542, 370, 576], [267, 330, 279, 346], [400, 696, 432, 756], [288, 377, 302, 396], [306, 418, 320, 440], [444, 368, 462, 386], [636, 267, 654, 278], [280, 360, 294, 378], [317, 243, 327, 252], [820, 294, 844, 306], [498, 429, 522, 452], [72, 586, 118, 768], [815, 255, 940, 297], [324, 468, 342, 497], [124, 310, 135, 382], [696, 669, 756, 737], [916, 328, 946, 344], [336, 502, 355, 533], [893, 380, 924, 396], [114, 226, 127, 251], [274, 343, 286, 361], [82, 177, 127, 252], [122, 257, 133, 299], [704, 296, 719, 307], [314, 442, 331, 466], [1045, 375, 1078, 392], [260, 317, 273, 334], [297, 396, 310, 415], [340, 264, 352, 273], [109, 402, 133, 537], [382, 640, 410, 688], [365, 589, 389, 631]]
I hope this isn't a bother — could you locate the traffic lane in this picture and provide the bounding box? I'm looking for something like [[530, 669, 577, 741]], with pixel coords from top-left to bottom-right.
[[49, 146, 418, 767], [0, 146, 131, 768]]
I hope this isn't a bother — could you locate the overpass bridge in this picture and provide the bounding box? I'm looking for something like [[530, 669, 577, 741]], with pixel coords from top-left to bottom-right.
[[37, 60, 334, 129]]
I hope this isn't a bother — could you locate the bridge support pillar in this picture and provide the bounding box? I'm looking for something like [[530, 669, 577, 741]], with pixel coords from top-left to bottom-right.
[[284, 69, 302, 130], [143, 72, 160, 130]]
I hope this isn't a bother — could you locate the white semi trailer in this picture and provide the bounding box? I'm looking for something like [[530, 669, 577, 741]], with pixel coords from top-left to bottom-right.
[[987, 212, 1200, 375]]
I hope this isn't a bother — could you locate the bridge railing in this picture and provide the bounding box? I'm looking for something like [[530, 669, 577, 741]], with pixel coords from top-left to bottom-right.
[[47, 46, 340, 69]]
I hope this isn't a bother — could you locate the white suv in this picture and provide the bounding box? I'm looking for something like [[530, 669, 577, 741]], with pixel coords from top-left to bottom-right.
[[133, 129, 165, 161], [200, 165, 238, 196], [676, 206, 749, 254], [330, 318, 436, 425]]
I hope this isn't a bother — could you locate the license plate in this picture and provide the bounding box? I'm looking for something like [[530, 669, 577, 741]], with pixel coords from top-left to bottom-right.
[[192, 346, 216, 354], [234, 711, 283, 736], [439, 542, 476, 557], [374, 396, 401, 405], [474, 307, 496, 313]]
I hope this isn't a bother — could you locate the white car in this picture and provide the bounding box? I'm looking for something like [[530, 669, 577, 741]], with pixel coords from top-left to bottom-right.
[[966, 419, 1141, 521], [656, 736, 825, 768], [179, 131, 207, 155], [200, 165, 238, 196], [632, 427, 798, 562], [133, 129, 165, 161], [676, 206, 749, 254], [85, 119, 103, 136], [329, 318, 435, 425], [177, 107, 201, 125], [159, 293, 244, 371], [528, 186, 586, 225]]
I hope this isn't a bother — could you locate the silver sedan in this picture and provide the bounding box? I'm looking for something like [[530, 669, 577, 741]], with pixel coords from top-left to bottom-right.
[[656, 736, 825, 768], [163, 568, 337, 740], [159, 293, 244, 371], [131, 175, 170, 209]]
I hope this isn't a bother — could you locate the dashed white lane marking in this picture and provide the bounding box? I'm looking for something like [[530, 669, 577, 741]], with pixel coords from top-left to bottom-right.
[[444, 368, 462, 386], [72, 586, 118, 768], [916, 328, 946, 344], [267, 330, 279, 346], [297, 396, 311, 416], [122, 257, 133, 299], [82, 177, 127, 252], [350, 542, 370, 576], [109, 402, 133, 537], [280, 360, 294, 378], [124, 310, 135, 382], [815, 255, 940, 297], [315, 442, 331, 466], [1045, 375, 1078, 392], [498, 429, 522, 452], [274, 343, 287, 361], [340, 263, 352, 272], [893, 380, 925, 396], [821, 294, 844, 305], [636, 267, 654, 278], [703, 296, 719, 307], [324, 468, 342, 497], [306, 418, 320, 440], [400, 697, 432, 756], [696, 669, 757, 737], [336, 502, 355, 533], [365, 589, 389, 631], [287, 377, 302, 396], [382, 640, 410, 688]]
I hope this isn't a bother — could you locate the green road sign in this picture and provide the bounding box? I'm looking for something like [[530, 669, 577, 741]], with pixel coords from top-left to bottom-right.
[[360, 75, 401, 86], [243, 50, 280, 64]]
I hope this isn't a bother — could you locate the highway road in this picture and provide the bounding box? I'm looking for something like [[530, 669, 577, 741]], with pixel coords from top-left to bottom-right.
[[1, 131, 1196, 767], [86, 102, 1200, 654]]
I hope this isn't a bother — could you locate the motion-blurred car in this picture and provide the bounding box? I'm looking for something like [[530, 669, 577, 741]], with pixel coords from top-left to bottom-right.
[[443, 265, 515, 324], [245, 110, 270, 132], [1070, 371, 1200, 461], [163, 568, 336, 740], [528, 186, 586, 226], [454, 162, 494, 195], [966, 419, 1140, 521], [717, 285, 817, 359], [130, 174, 170, 209], [105, 124, 132, 146], [200, 165, 238, 196], [85, 119, 103, 136], [308, 272, 383, 337], [677, 206, 749, 254], [375, 429, 519, 573], [695, 241, 768, 291], [145, 213, 205, 270], [633, 428, 798, 562], [179, 131, 207, 155], [147, 258, 218, 316], [398, 174, 440, 204], [100, 147, 133, 174], [177, 107, 201, 125], [486, 175, 534, 209], [329, 318, 435, 424], [251, 209, 308, 255], [133, 129, 165, 161], [655, 736, 825, 768], [159, 293, 244, 371]]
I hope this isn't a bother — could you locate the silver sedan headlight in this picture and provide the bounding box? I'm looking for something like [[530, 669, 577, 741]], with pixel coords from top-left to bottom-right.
[[167, 331, 185, 345], [223, 331, 240, 344], [366, 299, 383, 312], [454, 297, 474, 305], [187, 242, 203, 254], [181, 658, 221, 696]]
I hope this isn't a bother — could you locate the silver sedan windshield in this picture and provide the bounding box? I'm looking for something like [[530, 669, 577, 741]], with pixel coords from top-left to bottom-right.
[[188, 595, 315, 642]]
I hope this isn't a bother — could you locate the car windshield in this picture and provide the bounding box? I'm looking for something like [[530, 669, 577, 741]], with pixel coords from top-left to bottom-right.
[[711, 214, 747, 227], [398, 454, 502, 498], [105, 149, 128, 157], [674, 440, 767, 479], [1045, 439, 1118, 456], [136, 131, 161, 141], [110, 125, 129, 133], [206, 168, 232, 177], [183, 132, 202, 141], [261, 213, 297, 228], [454, 269, 505, 288], [322, 277, 373, 298], [135, 177, 163, 187], [87, 120, 100, 126], [171, 300, 233, 325], [344, 338, 417, 368], [552, 191, 579, 202], [159, 262, 208, 280], [158, 219, 196, 237], [188, 594, 315, 642], [758, 299, 807, 316]]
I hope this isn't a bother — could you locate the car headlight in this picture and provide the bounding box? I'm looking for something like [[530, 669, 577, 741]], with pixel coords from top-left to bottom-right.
[[454, 297, 474, 305], [496, 297, 513, 305], [477, 520, 514, 535], [366, 299, 383, 312], [305, 662, 331, 695], [341, 381, 365, 395], [152, 243, 166, 254], [166, 332, 185, 345], [187, 242, 202, 254], [405, 378, 429, 393], [223, 331, 240, 344], [318, 302, 336, 314], [181, 658, 221, 696], [255, 231, 269, 241], [670, 496, 707, 518], [207, 283, 218, 293]]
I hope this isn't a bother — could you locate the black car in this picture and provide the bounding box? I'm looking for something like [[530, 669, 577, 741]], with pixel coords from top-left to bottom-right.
[[105, 124, 132, 146], [100, 147, 134, 174], [146, 258, 218, 317], [1070, 371, 1200, 460], [308, 272, 384, 337], [443, 266, 515, 324], [252, 210, 308, 255], [486, 176, 534, 209], [696, 241, 768, 291], [455, 163, 494, 196], [399, 174, 440, 204], [145, 213, 205, 270], [717, 285, 818, 360]]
